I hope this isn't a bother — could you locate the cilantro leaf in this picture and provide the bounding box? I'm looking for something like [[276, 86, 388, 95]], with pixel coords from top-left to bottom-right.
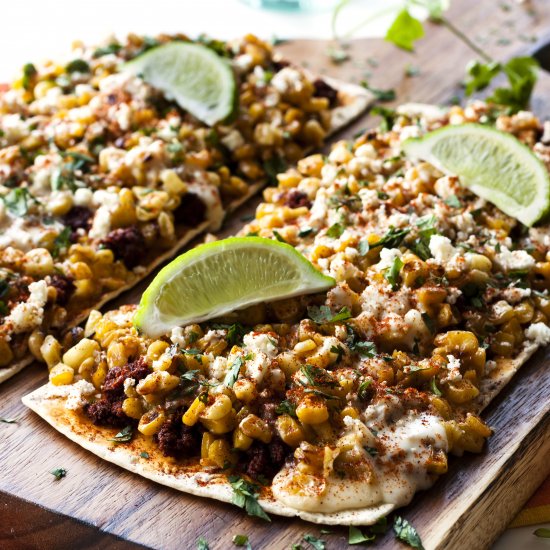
[[370, 226, 410, 249], [52, 227, 72, 258], [108, 425, 133, 443], [445, 195, 462, 208], [352, 340, 377, 358], [421, 312, 435, 334], [330, 345, 345, 364], [307, 305, 352, 324], [370, 106, 396, 132], [384, 256, 403, 290], [50, 467, 67, 480], [276, 399, 297, 417], [298, 227, 314, 238], [66, 59, 90, 73], [464, 60, 501, 95], [232, 534, 252, 548], [385, 9, 425, 52], [140, 451, 149, 459], [303, 534, 326, 550], [228, 475, 271, 522], [393, 516, 424, 549], [358, 240, 370, 256], [326, 223, 345, 239], [263, 156, 287, 185], [197, 537, 209, 550], [223, 356, 244, 388], [429, 377, 442, 396], [93, 43, 122, 58], [0, 417, 17, 424], [361, 81, 396, 102], [2, 188, 36, 216], [358, 379, 373, 400], [488, 56, 539, 112], [349, 526, 376, 544], [272, 230, 287, 243], [534, 528, 550, 538], [300, 364, 338, 388]]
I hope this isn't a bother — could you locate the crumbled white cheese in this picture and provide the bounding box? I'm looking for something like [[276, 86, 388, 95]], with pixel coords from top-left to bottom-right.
[[446, 287, 462, 305], [377, 248, 403, 271], [271, 67, 304, 95], [65, 380, 98, 410], [123, 378, 136, 393], [429, 235, 459, 264], [5, 280, 48, 334], [73, 187, 93, 207], [525, 322, 550, 346], [442, 355, 462, 383], [221, 130, 245, 151], [245, 352, 271, 385], [501, 287, 531, 304], [170, 327, 186, 347], [243, 332, 278, 357], [494, 247, 535, 271]]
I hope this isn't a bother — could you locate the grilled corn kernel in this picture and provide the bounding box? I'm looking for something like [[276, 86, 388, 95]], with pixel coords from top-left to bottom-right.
[[28, 329, 45, 361], [275, 414, 305, 447], [293, 339, 316, 355], [201, 409, 237, 434], [208, 439, 233, 469], [146, 340, 170, 363], [233, 378, 258, 404], [0, 340, 14, 367], [40, 335, 62, 369], [201, 432, 216, 459], [182, 396, 207, 426], [84, 310, 103, 337], [201, 394, 232, 421], [161, 169, 188, 195], [239, 414, 272, 443], [138, 410, 166, 436], [63, 338, 100, 369], [91, 360, 108, 389], [49, 363, 74, 386], [296, 396, 329, 425], [233, 427, 254, 451], [122, 397, 143, 419], [137, 371, 180, 395]]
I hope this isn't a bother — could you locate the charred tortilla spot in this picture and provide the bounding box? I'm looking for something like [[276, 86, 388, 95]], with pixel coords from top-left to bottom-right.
[[172, 193, 207, 227], [100, 226, 145, 269]]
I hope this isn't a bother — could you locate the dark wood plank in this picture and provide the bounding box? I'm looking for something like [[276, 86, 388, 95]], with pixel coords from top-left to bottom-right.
[[2, 1, 550, 548]]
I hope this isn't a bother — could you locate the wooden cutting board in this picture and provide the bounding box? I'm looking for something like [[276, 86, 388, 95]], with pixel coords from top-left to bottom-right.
[[2, 2, 550, 549]]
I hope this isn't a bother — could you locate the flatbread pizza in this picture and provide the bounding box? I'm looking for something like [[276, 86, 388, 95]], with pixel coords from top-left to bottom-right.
[[23, 101, 550, 526], [0, 33, 372, 382]]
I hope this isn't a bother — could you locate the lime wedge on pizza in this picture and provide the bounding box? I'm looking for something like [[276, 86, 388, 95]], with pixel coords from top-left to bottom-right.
[[124, 42, 236, 126], [402, 123, 550, 226], [134, 237, 335, 337]]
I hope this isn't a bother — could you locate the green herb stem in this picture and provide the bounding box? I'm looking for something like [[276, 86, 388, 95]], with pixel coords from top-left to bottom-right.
[[438, 16, 493, 63]]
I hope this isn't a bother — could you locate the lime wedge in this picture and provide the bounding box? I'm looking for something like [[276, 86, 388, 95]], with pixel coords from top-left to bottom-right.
[[134, 237, 335, 337], [402, 123, 550, 226], [124, 42, 236, 126]]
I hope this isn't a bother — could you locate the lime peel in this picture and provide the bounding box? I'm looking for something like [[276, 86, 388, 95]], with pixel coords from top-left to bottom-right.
[[134, 237, 335, 337], [124, 41, 237, 126], [402, 123, 550, 226]]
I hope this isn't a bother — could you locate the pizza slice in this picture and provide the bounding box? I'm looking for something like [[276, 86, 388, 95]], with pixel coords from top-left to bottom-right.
[[0, 33, 371, 382], [23, 101, 550, 527]]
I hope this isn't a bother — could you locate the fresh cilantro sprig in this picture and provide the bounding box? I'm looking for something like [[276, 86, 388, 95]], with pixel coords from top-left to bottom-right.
[[108, 425, 133, 443], [307, 305, 352, 324], [228, 476, 271, 522], [2, 188, 38, 216], [393, 516, 425, 549], [384, 256, 403, 290], [50, 467, 67, 481], [370, 226, 410, 249], [223, 356, 244, 388]]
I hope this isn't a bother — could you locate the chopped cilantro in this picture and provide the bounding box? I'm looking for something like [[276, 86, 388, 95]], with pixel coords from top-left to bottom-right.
[[358, 240, 370, 256], [298, 227, 314, 238], [140, 451, 150, 459], [2, 188, 36, 216], [393, 516, 424, 549], [361, 81, 396, 102], [66, 59, 90, 73], [327, 46, 350, 65], [197, 537, 209, 550], [303, 534, 326, 550], [300, 364, 338, 388], [370, 226, 410, 249], [534, 528, 550, 538], [223, 356, 244, 387], [358, 379, 373, 400], [50, 467, 67, 480], [330, 345, 345, 364], [421, 312, 435, 334], [349, 525, 376, 544], [445, 195, 462, 208], [276, 399, 297, 417], [52, 227, 72, 258], [232, 534, 252, 548], [22, 63, 37, 90], [370, 105, 396, 132], [384, 256, 403, 290], [93, 43, 122, 58], [326, 223, 345, 239], [228, 475, 271, 522], [430, 377, 442, 397], [0, 417, 17, 424], [307, 305, 352, 324], [108, 425, 133, 443], [272, 230, 287, 243]]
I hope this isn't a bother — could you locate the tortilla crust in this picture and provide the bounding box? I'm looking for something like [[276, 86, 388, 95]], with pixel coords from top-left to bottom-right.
[[22, 337, 541, 525], [0, 78, 373, 384], [22, 386, 393, 525]]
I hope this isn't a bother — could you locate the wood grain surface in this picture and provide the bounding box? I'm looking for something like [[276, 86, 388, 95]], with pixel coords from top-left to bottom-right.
[[2, 1, 550, 549]]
